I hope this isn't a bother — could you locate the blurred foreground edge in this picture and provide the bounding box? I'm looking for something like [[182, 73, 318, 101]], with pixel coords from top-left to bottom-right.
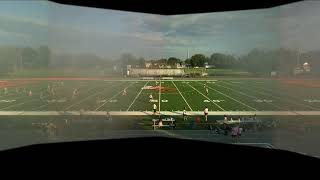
[[49, 0, 302, 15], [0, 137, 318, 166]]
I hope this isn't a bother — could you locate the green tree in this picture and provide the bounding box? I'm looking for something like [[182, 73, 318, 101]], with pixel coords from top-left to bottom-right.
[[37, 46, 51, 68], [190, 54, 206, 67], [21, 47, 38, 68], [0, 47, 16, 75], [209, 53, 238, 68], [138, 57, 145, 67], [167, 57, 181, 65], [185, 58, 191, 65]]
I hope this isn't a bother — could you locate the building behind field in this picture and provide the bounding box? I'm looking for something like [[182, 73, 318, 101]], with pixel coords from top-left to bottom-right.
[[128, 68, 185, 77]]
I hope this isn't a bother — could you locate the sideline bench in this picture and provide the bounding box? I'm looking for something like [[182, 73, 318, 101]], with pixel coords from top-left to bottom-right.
[[152, 118, 175, 130]]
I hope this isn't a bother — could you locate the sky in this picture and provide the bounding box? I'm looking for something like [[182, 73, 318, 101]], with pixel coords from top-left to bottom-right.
[[0, 0, 320, 60]]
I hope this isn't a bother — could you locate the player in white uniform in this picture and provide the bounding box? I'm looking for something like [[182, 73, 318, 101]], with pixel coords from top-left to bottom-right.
[[224, 115, 228, 123], [183, 107, 187, 121], [204, 107, 209, 121], [153, 103, 157, 114], [122, 88, 127, 96], [28, 90, 32, 96], [72, 88, 78, 99], [149, 94, 153, 101]]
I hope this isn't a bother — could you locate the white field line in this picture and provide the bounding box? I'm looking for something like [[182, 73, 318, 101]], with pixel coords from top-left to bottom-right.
[[1, 85, 62, 111], [0, 87, 51, 111], [172, 81, 193, 111], [222, 81, 319, 111], [126, 81, 149, 111], [0, 99, 39, 110], [2, 111, 320, 116], [32, 82, 109, 111], [197, 82, 257, 111], [0, 94, 42, 110], [95, 83, 134, 111], [187, 83, 225, 111], [64, 82, 124, 110], [0, 87, 46, 106], [213, 82, 284, 110], [0, 83, 46, 98], [30, 103, 49, 111]]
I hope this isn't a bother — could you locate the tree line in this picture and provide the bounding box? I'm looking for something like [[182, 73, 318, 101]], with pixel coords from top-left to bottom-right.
[[121, 49, 320, 76], [0, 46, 51, 75], [0, 45, 319, 76]]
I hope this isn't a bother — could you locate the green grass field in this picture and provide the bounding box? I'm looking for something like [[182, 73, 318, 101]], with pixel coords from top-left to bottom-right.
[[2, 78, 320, 156], [1, 78, 320, 112]]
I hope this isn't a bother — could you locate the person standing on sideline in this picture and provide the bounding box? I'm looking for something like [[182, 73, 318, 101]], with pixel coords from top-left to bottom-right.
[[238, 125, 243, 137], [106, 111, 112, 123], [224, 115, 228, 122], [183, 107, 187, 121], [153, 103, 157, 115], [231, 126, 239, 143], [158, 116, 163, 128], [204, 107, 209, 121]]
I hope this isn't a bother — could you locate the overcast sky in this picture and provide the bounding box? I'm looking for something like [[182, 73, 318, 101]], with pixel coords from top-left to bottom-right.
[[0, 0, 320, 60]]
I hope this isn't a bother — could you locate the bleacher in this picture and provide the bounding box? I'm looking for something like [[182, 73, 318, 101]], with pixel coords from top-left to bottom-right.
[[152, 117, 176, 130]]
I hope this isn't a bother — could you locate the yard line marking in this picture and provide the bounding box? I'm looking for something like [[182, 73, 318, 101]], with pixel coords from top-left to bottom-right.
[[0, 83, 76, 110], [212, 82, 284, 110], [95, 82, 135, 111], [0, 87, 50, 111], [250, 81, 320, 110], [126, 81, 149, 111], [30, 103, 49, 111], [196, 82, 258, 111], [0, 99, 39, 110], [0, 87, 46, 107], [172, 81, 193, 111], [187, 83, 225, 111], [0, 83, 46, 98], [222, 81, 319, 111], [65, 82, 125, 110], [35, 82, 108, 111]]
